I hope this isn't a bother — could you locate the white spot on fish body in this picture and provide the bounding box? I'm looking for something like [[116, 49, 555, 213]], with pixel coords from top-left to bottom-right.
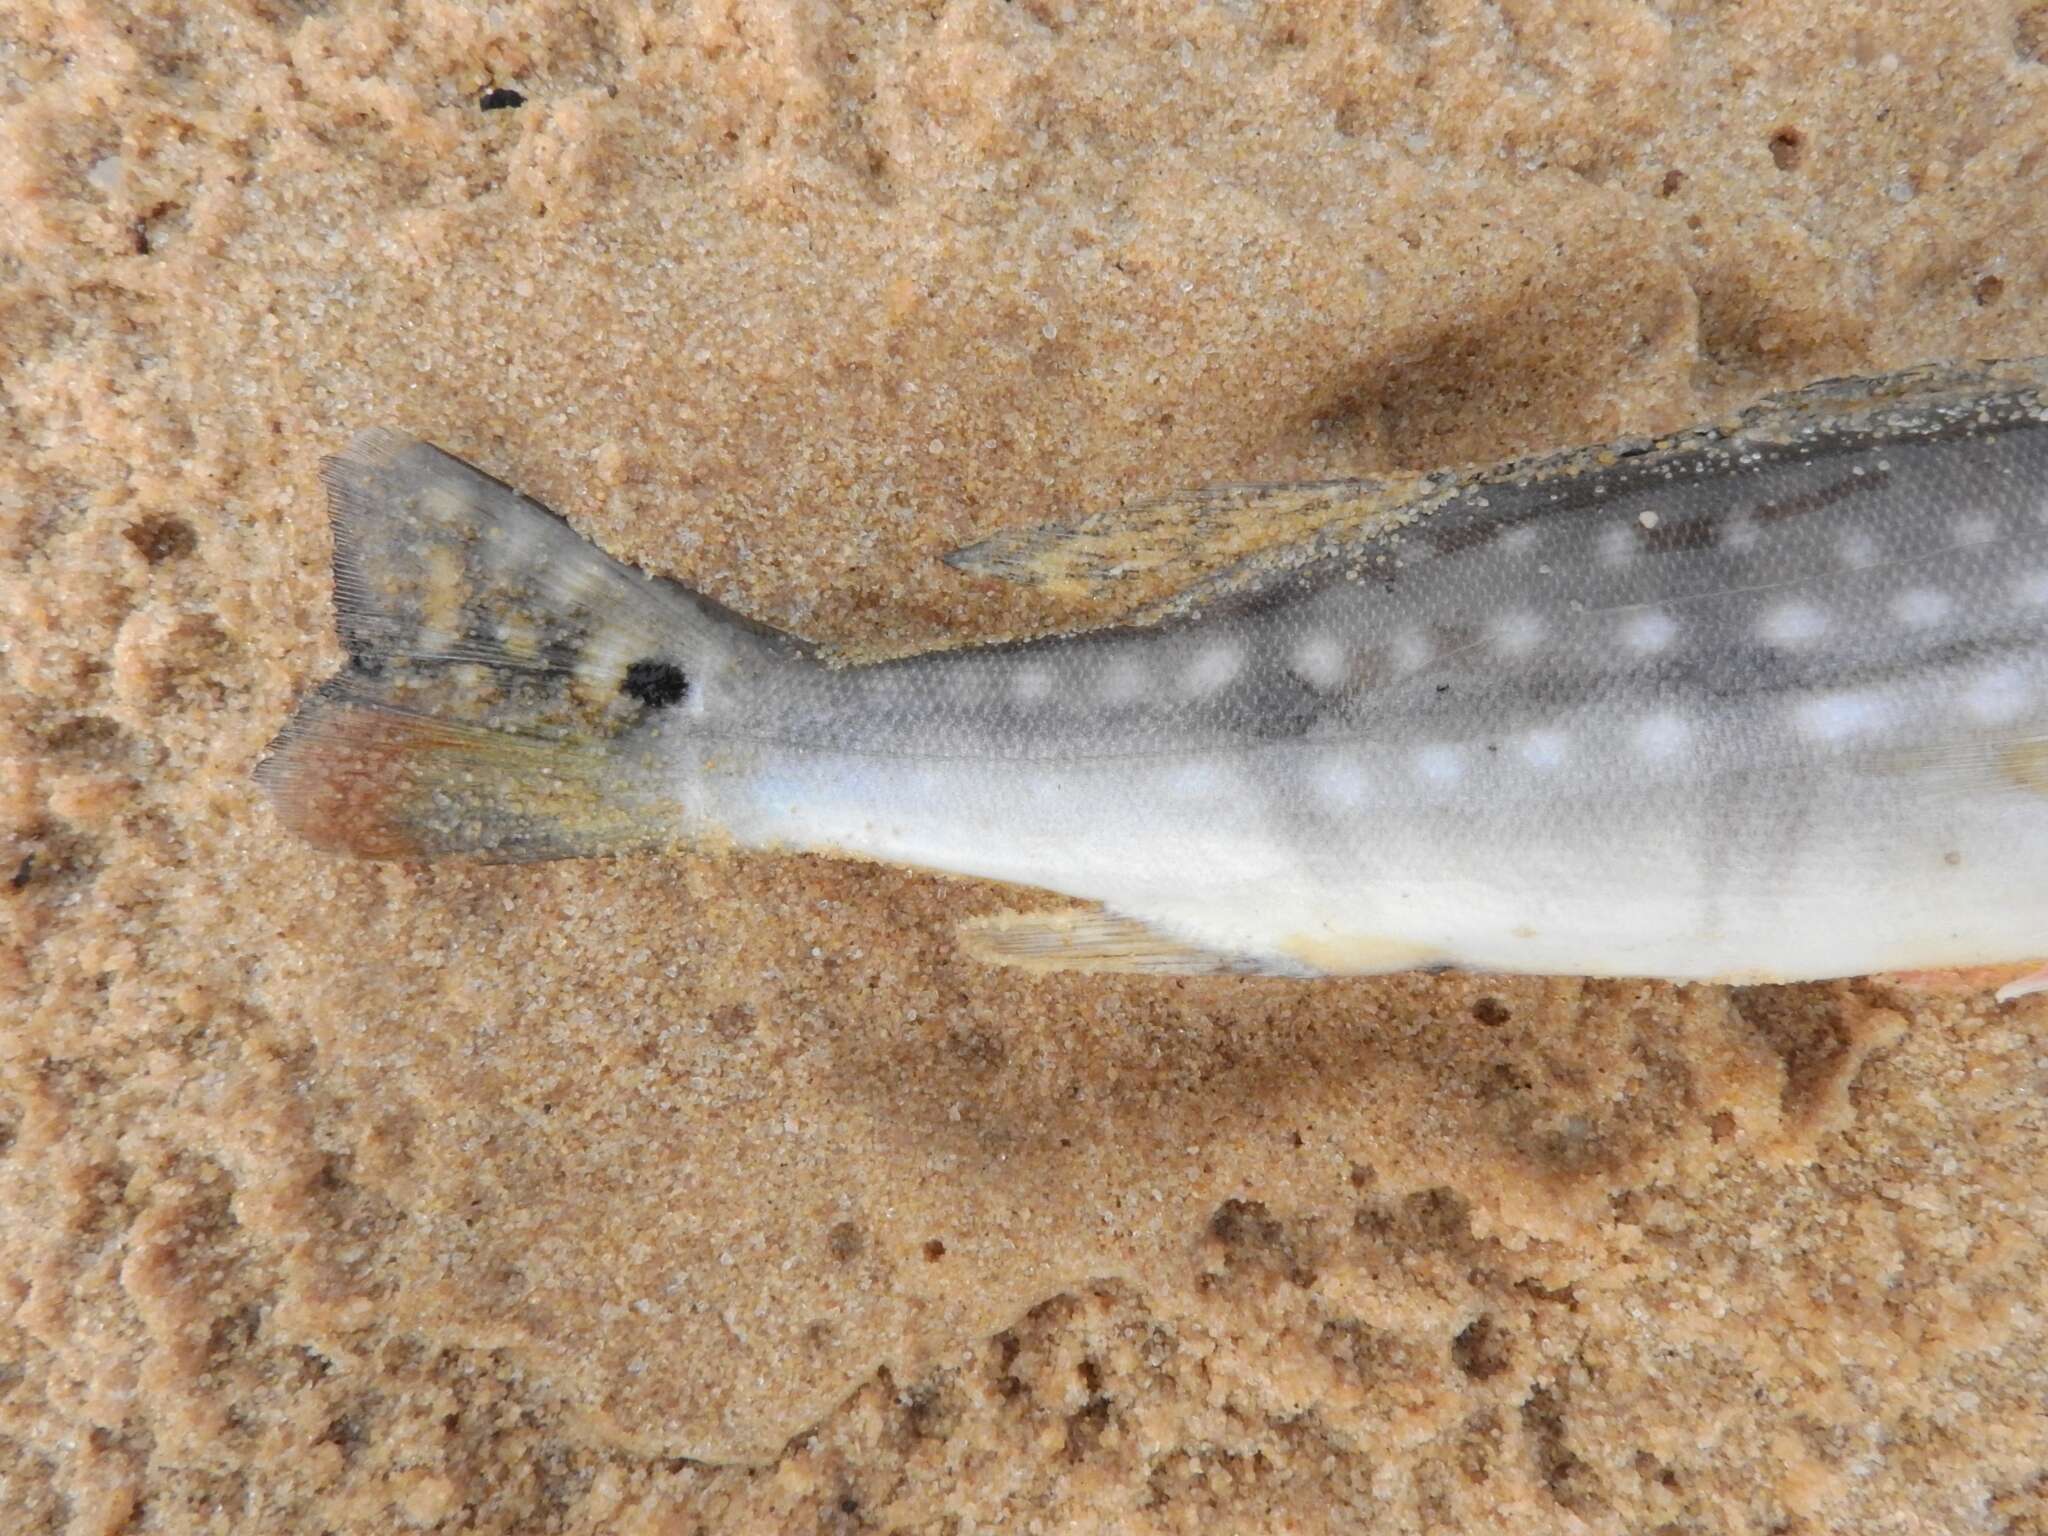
[[1492, 611, 1544, 657], [1964, 667, 2029, 724], [1837, 530, 1881, 569], [1013, 665, 1055, 704], [1392, 629, 1433, 674], [1893, 588, 1952, 628], [1634, 712, 1689, 760], [1519, 729, 1568, 770], [1097, 655, 1148, 705], [949, 662, 992, 704], [1624, 610, 1676, 654], [1760, 600, 1827, 646], [1637, 510, 1661, 530], [1293, 635, 1350, 690], [1310, 752, 1371, 810], [1166, 761, 1226, 800], [1414, 744, 1463, 785], [1182, 642, 1242, 696], [1954, 512, 1998, 547], [1796, 691, 1888, 743]]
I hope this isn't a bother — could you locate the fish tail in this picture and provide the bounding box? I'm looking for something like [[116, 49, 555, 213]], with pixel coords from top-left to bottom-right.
[[256, 429, 784, 862]]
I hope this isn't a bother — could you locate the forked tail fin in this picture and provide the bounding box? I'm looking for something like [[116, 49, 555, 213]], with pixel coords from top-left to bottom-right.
[[255, 429, 784, 861]]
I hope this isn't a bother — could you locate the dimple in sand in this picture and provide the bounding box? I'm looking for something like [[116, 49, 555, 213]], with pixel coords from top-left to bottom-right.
[[257, 357, 2048, 996]]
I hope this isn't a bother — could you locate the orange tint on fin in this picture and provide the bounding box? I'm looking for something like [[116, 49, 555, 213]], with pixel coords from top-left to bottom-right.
[[1874, 960, 2048, 1004], [255, 699, 436, 858], [255, 687, 668, 863]]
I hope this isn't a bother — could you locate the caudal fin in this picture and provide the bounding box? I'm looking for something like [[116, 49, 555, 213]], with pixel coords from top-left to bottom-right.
[[256, 430, 777, 862]]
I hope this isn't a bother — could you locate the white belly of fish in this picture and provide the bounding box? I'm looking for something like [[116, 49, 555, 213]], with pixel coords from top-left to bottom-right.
[[721, 666, 2048, 982]]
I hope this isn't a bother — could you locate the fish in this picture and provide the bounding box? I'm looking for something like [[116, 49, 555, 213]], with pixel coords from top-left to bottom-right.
[[255, 356, 2048, 994]]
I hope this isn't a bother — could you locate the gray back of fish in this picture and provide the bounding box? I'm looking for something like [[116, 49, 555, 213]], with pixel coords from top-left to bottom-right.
[[746, 361, 2048, 776]]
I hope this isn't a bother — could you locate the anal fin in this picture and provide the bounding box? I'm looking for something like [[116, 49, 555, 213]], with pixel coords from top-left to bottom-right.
[[1995, 964, 2048, 1004], [1875, 959, 2048, 1004], [955, 906, 1291, 976], [1867, 732, 2048, 800]]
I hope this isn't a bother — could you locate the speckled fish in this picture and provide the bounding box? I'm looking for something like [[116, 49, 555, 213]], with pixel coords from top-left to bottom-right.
[[258, 357, 2048, 994]]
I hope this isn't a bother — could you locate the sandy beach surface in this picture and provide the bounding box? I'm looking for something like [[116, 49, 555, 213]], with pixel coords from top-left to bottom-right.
[[5, 1, 2047, 1530]]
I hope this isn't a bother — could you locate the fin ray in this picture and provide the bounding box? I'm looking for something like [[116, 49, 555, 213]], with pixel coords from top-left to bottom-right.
[[955, 906, 1295, 976], [255, 681, 674, 862], [943, 475, 1434, 608], [1866, 732, 2048, 800]]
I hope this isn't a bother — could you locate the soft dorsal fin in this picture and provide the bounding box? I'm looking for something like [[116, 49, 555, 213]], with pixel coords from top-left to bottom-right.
[[955, 905, 1295, 976], [942, 475, 1443, 608]]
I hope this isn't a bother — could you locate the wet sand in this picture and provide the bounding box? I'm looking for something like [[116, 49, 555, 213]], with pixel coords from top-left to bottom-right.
[[4, 1, 2046, 1530]]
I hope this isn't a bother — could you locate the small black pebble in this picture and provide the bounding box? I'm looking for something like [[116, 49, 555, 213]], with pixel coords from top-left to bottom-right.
[[622, 658, 689, 709], [480, 86, 526, 111], [10, 854, 33, 890]]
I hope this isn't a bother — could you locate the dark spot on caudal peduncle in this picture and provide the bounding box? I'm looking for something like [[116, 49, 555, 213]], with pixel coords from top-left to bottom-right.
[[622, 659, 689, 708]]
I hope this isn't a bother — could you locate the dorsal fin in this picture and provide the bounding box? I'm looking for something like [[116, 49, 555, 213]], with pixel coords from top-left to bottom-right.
[[942, 474, 1441, 609]]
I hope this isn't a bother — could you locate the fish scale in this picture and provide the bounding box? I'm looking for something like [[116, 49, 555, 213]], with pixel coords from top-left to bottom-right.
[[256, 358, 2048, 987]]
